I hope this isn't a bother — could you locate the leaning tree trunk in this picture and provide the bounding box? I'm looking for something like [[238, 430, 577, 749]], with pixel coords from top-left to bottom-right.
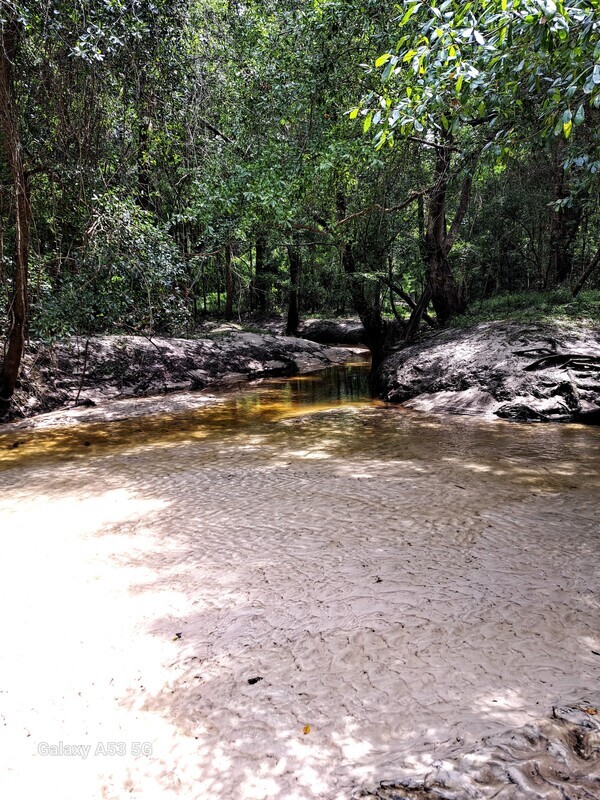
[[572, 242, 600, 298], [285, 236, 302, 335], [0, 13, 29, 410]]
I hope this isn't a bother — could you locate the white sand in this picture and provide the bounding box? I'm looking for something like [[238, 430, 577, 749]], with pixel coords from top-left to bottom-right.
[[0, 397, 599, 799]]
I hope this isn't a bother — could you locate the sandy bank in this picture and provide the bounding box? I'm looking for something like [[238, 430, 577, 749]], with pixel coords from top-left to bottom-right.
[[377, 320, 600, 423], [1, 377, 599, 799]]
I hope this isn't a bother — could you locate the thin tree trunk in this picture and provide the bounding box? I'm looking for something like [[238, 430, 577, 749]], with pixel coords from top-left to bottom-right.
[[224, 243, 233, 319], [216, 254, 221, 313], [547, 147, 581, 286], [0, 13, 29, 409], [248, 246, 254, 313], [254, 234, 269, 314], [425, 144, 467, 324], [285, 236, 302, 335], [137, 115, 151, 210]]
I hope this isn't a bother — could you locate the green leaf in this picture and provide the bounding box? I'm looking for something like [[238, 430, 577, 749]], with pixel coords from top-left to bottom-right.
[[375, 53, 392, 68], [363, 111, 373, 133], [382, 59, 395, 82], [349, 108, 359, 120], [400, 3, 421, 27], [563, 119, 572, 138]]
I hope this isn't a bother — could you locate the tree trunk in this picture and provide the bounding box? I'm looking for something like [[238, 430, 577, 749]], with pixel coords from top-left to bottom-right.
[[216, 254, 221, 312], [547, 149, 581, 286], [0, 13, 29, 410], [425, 145, 467, 324], [572, 242, 600, 298], [340, 241, 401, 371], [285, 236, 302, 335], [427, 249, 464, 324], [254, 234, 269, 314], [336, 193, 403, 370], [404, 286, 432, 341], [224, 243, 234, 319], [137, 114, 152, 211], [548, 203, 581, 285]]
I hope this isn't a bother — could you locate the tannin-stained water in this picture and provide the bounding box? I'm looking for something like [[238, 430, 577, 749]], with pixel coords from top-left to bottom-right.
[[0, 359, 374, 468], [0, 361, 599, 799]]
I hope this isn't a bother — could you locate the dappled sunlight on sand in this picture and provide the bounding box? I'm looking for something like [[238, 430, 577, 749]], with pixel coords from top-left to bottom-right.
[[1, 363, 599, 798]]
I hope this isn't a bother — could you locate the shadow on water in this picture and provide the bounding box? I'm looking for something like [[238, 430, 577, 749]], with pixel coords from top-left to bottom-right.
[[0, 359, 376, 468]]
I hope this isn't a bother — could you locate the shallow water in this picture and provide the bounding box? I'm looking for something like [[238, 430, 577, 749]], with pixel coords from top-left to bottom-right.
[[0, 359, 374, 469], [1, 361, 599, 799]]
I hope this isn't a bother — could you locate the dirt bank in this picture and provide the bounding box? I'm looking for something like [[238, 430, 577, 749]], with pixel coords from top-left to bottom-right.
[[6, 332, 355, 421], [6, 319, 600, 425], [377, 320, 600, 423]]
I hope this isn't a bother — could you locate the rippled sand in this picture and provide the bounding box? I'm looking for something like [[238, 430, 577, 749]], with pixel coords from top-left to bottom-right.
[[0, 369, 599, 799]]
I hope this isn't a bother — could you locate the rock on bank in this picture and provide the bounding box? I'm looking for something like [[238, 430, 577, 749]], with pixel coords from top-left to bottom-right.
[[376, 321, 600, 423], [11, 332, 352, 419]]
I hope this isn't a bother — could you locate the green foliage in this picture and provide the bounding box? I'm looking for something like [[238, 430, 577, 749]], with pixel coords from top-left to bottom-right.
[[1, 0, 599, 352], [363, 0, 600, 158], [30, 197, 190, 338]]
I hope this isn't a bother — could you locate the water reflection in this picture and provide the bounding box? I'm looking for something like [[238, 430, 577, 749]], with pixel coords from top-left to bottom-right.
[[0, 360, 376, 468]]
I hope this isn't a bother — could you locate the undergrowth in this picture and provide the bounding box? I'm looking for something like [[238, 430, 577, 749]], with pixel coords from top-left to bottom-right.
[[452, 289, 600, 327]]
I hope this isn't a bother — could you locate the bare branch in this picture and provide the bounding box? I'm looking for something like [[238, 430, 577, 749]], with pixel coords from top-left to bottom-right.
[[335, 190, 427, 227], [408, 136, 460, 152], [197, 117, 238, 147]]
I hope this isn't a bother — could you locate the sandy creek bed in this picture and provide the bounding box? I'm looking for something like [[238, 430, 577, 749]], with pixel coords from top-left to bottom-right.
[[0, 359, 599, 799]]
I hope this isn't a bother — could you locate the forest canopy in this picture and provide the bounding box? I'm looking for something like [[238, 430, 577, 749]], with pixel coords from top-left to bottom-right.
[[1, 0, 599, 399]]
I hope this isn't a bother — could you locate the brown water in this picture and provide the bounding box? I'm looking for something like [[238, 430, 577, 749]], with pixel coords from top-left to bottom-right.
[[0, 359, 375, 469], [1, 361, 599, 799]]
